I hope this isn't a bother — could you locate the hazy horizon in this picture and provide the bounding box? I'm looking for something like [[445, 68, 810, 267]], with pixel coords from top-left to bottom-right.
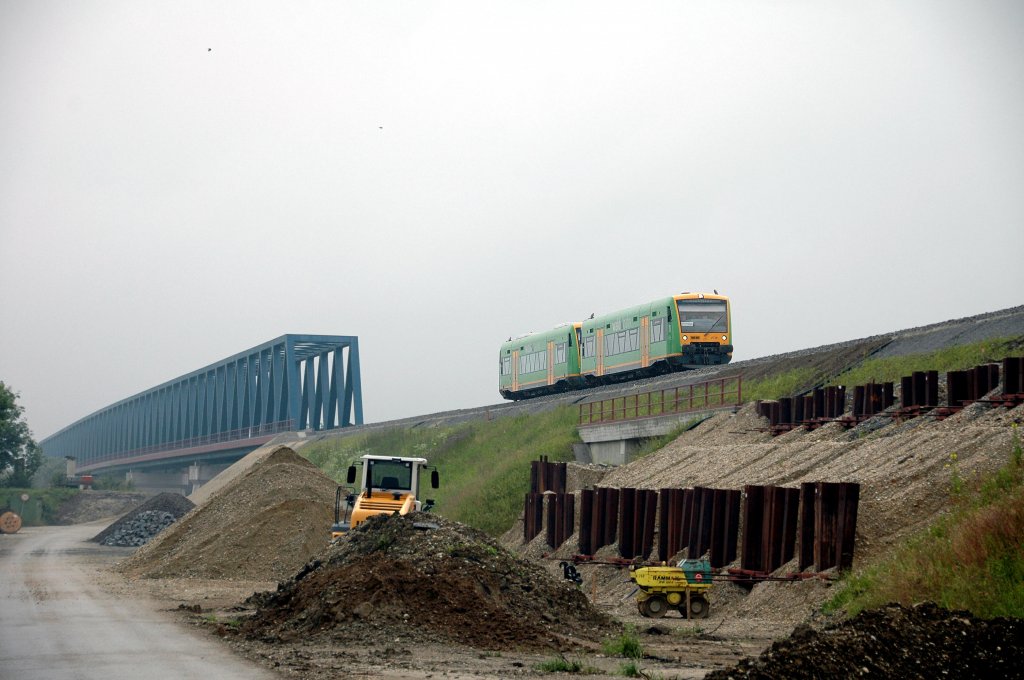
[[2, 1, 1022, 441]]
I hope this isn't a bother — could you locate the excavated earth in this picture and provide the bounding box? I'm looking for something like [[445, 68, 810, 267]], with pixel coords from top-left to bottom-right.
[[706, 602, 1024, 679], [240, 511, 619, 652]]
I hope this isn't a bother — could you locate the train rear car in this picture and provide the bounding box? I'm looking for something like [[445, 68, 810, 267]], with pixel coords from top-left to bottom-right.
[[499, 324, 583, 399]]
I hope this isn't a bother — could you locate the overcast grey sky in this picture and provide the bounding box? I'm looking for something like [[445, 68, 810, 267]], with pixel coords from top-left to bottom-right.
[[2, 1, 1022, 441]]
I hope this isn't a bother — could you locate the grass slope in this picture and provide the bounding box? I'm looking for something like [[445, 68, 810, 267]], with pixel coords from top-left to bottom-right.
[[828, 426, 1024, 619], [302, 406, 580, 536], [304, 335, 1022, 548]]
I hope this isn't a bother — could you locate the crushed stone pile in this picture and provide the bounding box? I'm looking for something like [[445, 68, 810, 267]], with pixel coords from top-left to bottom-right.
[[92, 492, 194, 545], [706, 602, 1024, 679], [99, 511, 178, 546], [117, 445, 336, 581], [242, 512, 619, 652]]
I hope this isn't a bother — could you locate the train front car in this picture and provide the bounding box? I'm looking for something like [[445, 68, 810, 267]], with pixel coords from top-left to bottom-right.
[[674, 292, 733, 368], [578, 292, 731, 382], [498, 323, 583, 400]]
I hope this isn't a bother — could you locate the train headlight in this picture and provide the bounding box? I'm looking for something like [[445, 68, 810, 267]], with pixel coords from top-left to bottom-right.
[[722, 336, 727, 341], [682, 335, 688, 341]]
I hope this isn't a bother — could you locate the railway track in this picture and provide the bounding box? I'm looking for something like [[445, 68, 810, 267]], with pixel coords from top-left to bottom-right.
[[295, 305, 1024, 444]]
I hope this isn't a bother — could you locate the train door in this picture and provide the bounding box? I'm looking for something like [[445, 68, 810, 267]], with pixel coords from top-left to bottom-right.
[[547, 340, 555, 386], [511, 350, 519, 392], [596, 328, 605, 377], [641, 317, 650, 368]]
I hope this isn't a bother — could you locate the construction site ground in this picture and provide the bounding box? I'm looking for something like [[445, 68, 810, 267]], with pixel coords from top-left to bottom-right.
[[60, 525, 778, 679], [14, 371, 1024, 678]]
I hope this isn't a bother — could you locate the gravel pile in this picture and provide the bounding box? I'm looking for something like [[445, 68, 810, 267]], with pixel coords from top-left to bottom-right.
[[242, 511, 619, 652], [92, 492, 195, 545], [706, 602, 1024, 679], [117, 445, 336, 581], [99, 510, 178, 546]]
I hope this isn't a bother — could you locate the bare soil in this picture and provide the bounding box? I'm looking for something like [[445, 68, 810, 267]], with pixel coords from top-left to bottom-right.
[[705, 602, 1024, 679], [92, 395, 1024, 678]]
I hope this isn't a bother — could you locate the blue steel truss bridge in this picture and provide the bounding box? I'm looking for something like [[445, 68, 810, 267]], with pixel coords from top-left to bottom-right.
[[40, 335, 362, 492]]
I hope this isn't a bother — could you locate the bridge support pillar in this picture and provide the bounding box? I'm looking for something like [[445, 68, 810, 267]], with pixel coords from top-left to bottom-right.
[[119, 462, 234, 496], [123, 470, 191, 495], [576, 409, 729, 466]]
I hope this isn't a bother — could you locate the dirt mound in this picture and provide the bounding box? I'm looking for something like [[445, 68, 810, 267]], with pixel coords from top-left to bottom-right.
[[187, 438, 310, 508], [242, 512, 619, 652], [117, 445, 336, 581], [92, 492, 195, 544], [54, 491, 148, 525], [706, 602, 1023, 679]]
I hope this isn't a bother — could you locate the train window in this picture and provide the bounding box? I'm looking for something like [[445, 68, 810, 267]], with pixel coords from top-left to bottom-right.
[[603, 330, 639, 357], [676, 300, 728, 333], [604, 333, 616, 357], [650, 317, 665, 343], [518, 349, 548, 374], [555, 343, 566, 364], [582, 335, 595, 358], [500, 356, 511, 375]]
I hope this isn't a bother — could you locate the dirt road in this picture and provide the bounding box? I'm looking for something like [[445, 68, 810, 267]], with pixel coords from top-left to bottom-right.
[[0, 522, 277, 680]]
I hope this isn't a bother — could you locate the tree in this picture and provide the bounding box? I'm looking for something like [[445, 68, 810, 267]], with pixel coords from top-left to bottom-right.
[[0, 382, 42, 488]]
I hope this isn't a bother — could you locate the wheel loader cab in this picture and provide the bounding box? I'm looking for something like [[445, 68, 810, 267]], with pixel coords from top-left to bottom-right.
[[333, 455, 439, 537]]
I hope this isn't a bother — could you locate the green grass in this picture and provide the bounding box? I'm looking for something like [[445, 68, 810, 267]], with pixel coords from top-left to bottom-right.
[[602, 628, 644, 659], [618, 661, 643, 677], [301, 406, 580, 536], [825, 426, 1024, 619], [742, 367, 819, 402], [829, 336, 1023, 389], [298, 335, 1024, 540], [0, 488, 79, 526], [741, 336, 1023, 403]]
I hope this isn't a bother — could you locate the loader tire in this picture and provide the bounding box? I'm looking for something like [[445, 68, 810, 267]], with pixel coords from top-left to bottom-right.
[[686, 595, 710, 619], [639, 596, 669, 618]]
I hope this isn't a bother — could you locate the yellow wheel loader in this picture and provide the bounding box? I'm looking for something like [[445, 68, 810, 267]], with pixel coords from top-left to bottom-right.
[[331, 455, 439, 539], [629, 558, 713, 619]]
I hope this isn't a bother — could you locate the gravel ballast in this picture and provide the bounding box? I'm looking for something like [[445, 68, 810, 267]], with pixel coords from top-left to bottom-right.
[[92, 492, 195, 546]]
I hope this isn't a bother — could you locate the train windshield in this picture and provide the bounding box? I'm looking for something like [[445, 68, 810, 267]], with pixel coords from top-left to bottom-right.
[[676, 300, 728, 333], [368, 459, 413, 491]]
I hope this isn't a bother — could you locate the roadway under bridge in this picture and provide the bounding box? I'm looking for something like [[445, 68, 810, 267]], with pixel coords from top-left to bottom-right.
[[40, 335, 362, 494]]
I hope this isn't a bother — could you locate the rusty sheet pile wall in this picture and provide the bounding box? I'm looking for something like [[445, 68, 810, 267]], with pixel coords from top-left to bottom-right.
[[523, 457, 862, 574], [757, 354, 1024, 435], [524, 457, 570, 545], [740, 485, 800, 574]]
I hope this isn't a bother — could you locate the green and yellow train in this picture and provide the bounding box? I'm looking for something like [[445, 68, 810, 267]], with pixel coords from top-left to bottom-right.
[[499, 292, 732, 400]]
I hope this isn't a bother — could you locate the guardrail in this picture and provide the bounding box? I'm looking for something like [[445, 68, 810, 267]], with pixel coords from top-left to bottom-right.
[[79, 420, 297, 466], [578, 375, 743, 426]]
